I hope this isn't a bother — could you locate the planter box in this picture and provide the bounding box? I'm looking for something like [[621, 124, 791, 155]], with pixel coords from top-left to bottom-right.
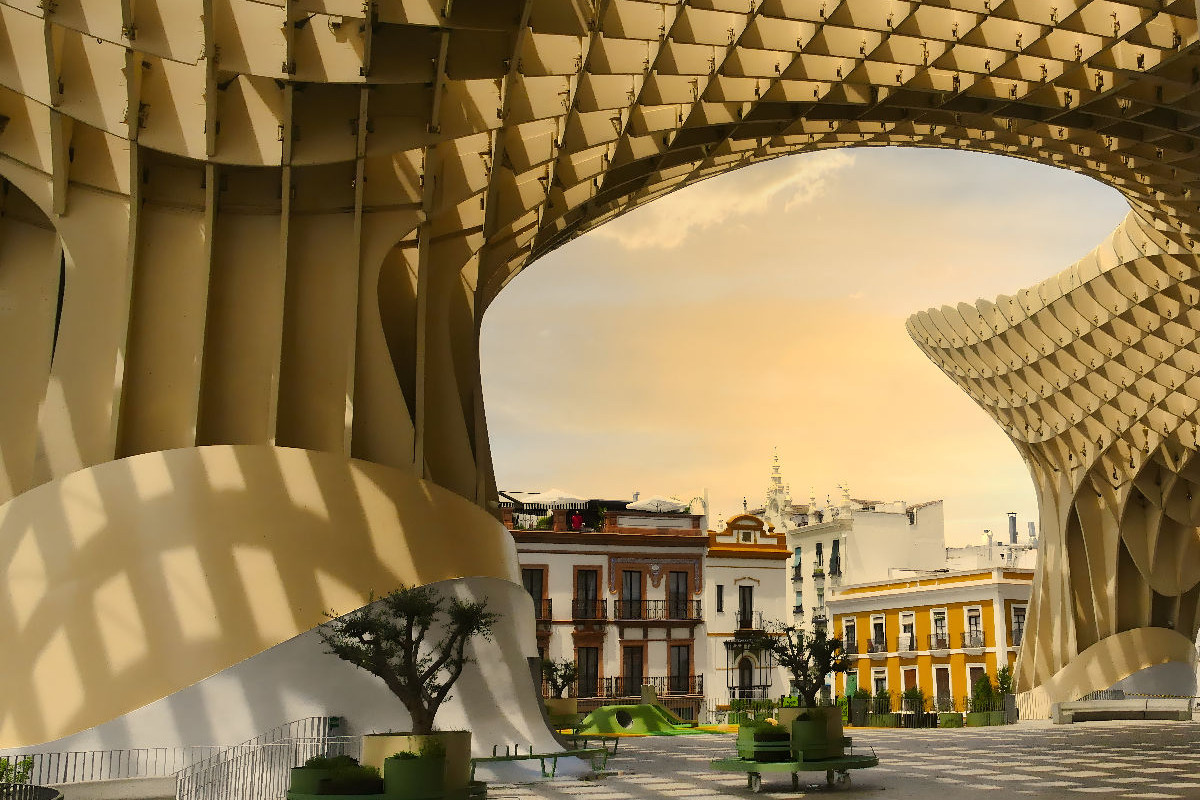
[[938, 713, 963, 728], [544, 698, 577, 717], [964, 712, 991, 727], [361, 732, 471, 794], [290, 768, 334, 795], [988, 711, 1007, 726], [790, 707, 844, 760], [384, 756, 444, 800], [866, 713, 898, 728]]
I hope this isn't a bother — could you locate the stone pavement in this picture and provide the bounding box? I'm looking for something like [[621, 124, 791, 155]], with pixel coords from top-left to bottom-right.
[[487, 721, 1200, 799]]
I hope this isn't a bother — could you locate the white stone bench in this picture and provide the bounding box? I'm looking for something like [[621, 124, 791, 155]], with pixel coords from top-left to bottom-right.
[[48, 776, 177, 800], [1051, 698, 1193, 724]]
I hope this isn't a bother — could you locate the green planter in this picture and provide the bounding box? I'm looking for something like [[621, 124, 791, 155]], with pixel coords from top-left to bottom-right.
[[964, 712, 991, 727], [790, 707, 844, 760], [866, 713, 898, 728], [728, 711, 749, 725], [289, 767, 333, 795], [938, 712, 963, 728], [988, 711, 1007, 726], [384, 756, 444, 800]]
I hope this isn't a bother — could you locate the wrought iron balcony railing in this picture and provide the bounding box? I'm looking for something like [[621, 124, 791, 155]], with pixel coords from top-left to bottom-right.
[[615, 599, 702, 620], [534, 599, 552, 620], [604, 674, 703, 697], [928, 633, 951, 650], [865, 636, 888, 654], [962, 630, 986, 649], [735, 610, 764, 630], [571, 598, 607, 620]]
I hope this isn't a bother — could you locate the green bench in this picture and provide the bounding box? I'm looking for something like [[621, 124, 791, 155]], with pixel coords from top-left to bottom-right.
[[469, 744, 609, 781]]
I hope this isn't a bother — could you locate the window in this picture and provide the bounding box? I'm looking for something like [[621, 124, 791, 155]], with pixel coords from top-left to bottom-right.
[[521, 568, 543, 600], [793, 546, 802, 560], [815, 542, 824, 566], [965, 607, 983, 647], [576, 569, 599, 618], [830, 539, 841, 575], [669, 644, 691, 693], [716, 584, 724, 613], [899, 612, 915, 651], [738, 585, 754, 628], [843, 619, 856, 649], [577, 647, 599, 697], [621, 570, 642, 619], [1012, 605, 1026, 646], [668, 571, 688, 618], [794, 590, 802, 606], [931, 610, 948, 649], [872, 668, 887, 695], [737, 658, 755, 699], [622, 646, 643, 695], [815, 589, 824, 608]]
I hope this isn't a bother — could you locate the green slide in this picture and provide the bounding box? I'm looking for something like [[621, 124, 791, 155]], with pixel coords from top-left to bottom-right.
[[576, 704, 705, 736]]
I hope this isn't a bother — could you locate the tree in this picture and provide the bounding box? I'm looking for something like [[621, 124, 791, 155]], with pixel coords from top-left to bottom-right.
[[541, 658, 578, 699], [994, 664, 1014, 696], [735, 622, 850, 707], [319, 586, 499, 735], [971, 671, 996, 712]]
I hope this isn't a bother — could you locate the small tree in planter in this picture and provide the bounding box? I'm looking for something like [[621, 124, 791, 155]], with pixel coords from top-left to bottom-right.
[[735, 622, 850, 759], [541, 658, 580, 724], [317, 585, 499, 798], [965, 673, 997, 726]]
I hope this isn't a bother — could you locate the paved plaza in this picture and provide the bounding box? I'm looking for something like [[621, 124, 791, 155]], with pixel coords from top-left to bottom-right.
[[489, 721, 1200, 799]]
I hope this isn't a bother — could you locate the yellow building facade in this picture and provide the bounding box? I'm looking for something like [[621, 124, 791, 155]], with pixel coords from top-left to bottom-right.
[[828, 569, 1033, 707]]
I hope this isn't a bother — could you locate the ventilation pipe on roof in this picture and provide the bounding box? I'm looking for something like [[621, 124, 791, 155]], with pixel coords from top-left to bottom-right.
[[1008, 512, 1018, 545]]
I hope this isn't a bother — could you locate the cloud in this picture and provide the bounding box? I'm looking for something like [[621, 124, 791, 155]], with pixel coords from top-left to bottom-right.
[[590, 150, 855, 250]]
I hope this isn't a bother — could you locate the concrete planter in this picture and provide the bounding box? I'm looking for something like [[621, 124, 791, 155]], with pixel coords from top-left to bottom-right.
[[289, 767, 334, 795], [361, 732, 471, 795], [866, 713, 899, 728], [964, 712, 991, 727], [543, 698, 577, 717], [790, 707, 845, 760], [938, 712, 963, 728], [987, 711, 1007, 726], [383, 756, 444, 800]]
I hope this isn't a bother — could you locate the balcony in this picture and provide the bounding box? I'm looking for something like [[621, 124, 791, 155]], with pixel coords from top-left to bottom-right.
[[811, 607, 827, 627], [736, 610, 764, 630], [962, 630, 986, 651], [534, 599, 553, 620], [571, 598, 607, 621], [615, 599, 702, 621], [604, 674, 703, 697], [1012, 626, 1024, 647], [928, 633, 951, 652], [811, 566, 825, 582], [842, 637, 858, 654], [792, 565, 804, 582], [793, 605, 804, 615], [897, 633, 917, 655], [865, 637, 888, 658], [828, 558, 842, 578]]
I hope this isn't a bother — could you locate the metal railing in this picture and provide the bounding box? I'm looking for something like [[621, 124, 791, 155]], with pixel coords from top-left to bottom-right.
[[792, 605, 804, 615], [534, 598, 552, 619], [571, 598, 607, 620], [843, 637, 858, 654], [176, 737, 359, 800], [735, 610, 764, 630], [604, 674, 703, 697], [865, 636, 888, 654], [1012, 626, 1024, 646], [928, 633, 951, 650], [962, 630, 986, 649], [897, 634, 917, 652], [791, 566, 804, 581], [0, 749, 221, 786], [615, 599, 701, 620]]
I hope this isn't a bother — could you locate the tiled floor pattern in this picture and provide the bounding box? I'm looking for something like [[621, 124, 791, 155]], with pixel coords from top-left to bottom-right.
[[488, 721, 1200, 799]]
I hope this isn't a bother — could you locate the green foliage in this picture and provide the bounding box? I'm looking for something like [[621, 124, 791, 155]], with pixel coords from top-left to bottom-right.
[[534, 515, 552, 530], [995, 664, 1014, 696], [873, 686, 892, 701], [733, 622, 850, 706], [326, 764, 382, 795], [778, 696, 799, 708], [851, 688, 872, 700], [419, 738, 447, 759], [729, 698, 777, 716], [971, 673, 997, 711], [389, 752, 419, 760], [836, 695, 849, 723], [319, 585, 500, 735], [0, 757, 33, 784], [901, 687, 927, 711], [303, 755, 359, 770], [541, 658, 578, 699]]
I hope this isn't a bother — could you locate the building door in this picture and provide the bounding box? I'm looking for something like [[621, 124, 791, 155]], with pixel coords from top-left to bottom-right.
[[669, 644, 691, 694], [846, 672, 858, 696], [738, 657, 755, 699], [934, 667, 951, 710], [903, 668, 917, 690], [522, 568, 544, 617], [739, 585, 754, 628], [621, 570, 642, 619], [668, 571, 688, 619], [622, 646, 643, 696], [576, 569, 598, 618], [968, 665, 986, 697], [577, 647, 599, 697]]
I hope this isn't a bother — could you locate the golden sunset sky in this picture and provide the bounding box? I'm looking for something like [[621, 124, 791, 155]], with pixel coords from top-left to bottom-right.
[[480, 147, 1129, 546]]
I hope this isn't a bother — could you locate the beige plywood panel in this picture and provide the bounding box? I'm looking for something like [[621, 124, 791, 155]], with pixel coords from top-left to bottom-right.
[[275, 213, 357, 455], [197, 212, 286, 446]]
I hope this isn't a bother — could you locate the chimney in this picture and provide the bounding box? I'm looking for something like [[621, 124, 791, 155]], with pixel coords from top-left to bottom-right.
[[1008, 512, 1018, 545], [1027, 521, 1036, 541], [632, 491, 640, 501]]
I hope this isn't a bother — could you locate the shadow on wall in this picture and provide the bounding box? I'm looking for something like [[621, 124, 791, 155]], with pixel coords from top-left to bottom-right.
[[0, 577, 560, 758], [0, 445, 522, 749]]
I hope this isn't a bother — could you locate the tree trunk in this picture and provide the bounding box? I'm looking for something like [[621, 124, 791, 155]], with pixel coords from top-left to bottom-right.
[[409, 704, 436, 735]]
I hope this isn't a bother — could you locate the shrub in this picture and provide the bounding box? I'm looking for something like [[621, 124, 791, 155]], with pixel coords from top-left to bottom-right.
[[303, 755, 359, 770], [389, 752, 419, 760], [971, 673, 997, 712], [326, 765, 382, 795], [419, 738, 447, 759], [0, 757, 33, 784], [542, 658, 578, 699], [901, 686, 927, 712], [995, 664, 1014, 696]]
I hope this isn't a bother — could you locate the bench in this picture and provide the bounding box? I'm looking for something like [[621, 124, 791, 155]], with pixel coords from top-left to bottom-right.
[[561, 734, 620, 755], [1051, 698, 1193, 724], [469, 744, 609, 781]]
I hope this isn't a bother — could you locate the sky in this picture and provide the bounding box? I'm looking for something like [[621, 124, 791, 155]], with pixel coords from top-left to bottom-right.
[[478, 146, 1130, 547]]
